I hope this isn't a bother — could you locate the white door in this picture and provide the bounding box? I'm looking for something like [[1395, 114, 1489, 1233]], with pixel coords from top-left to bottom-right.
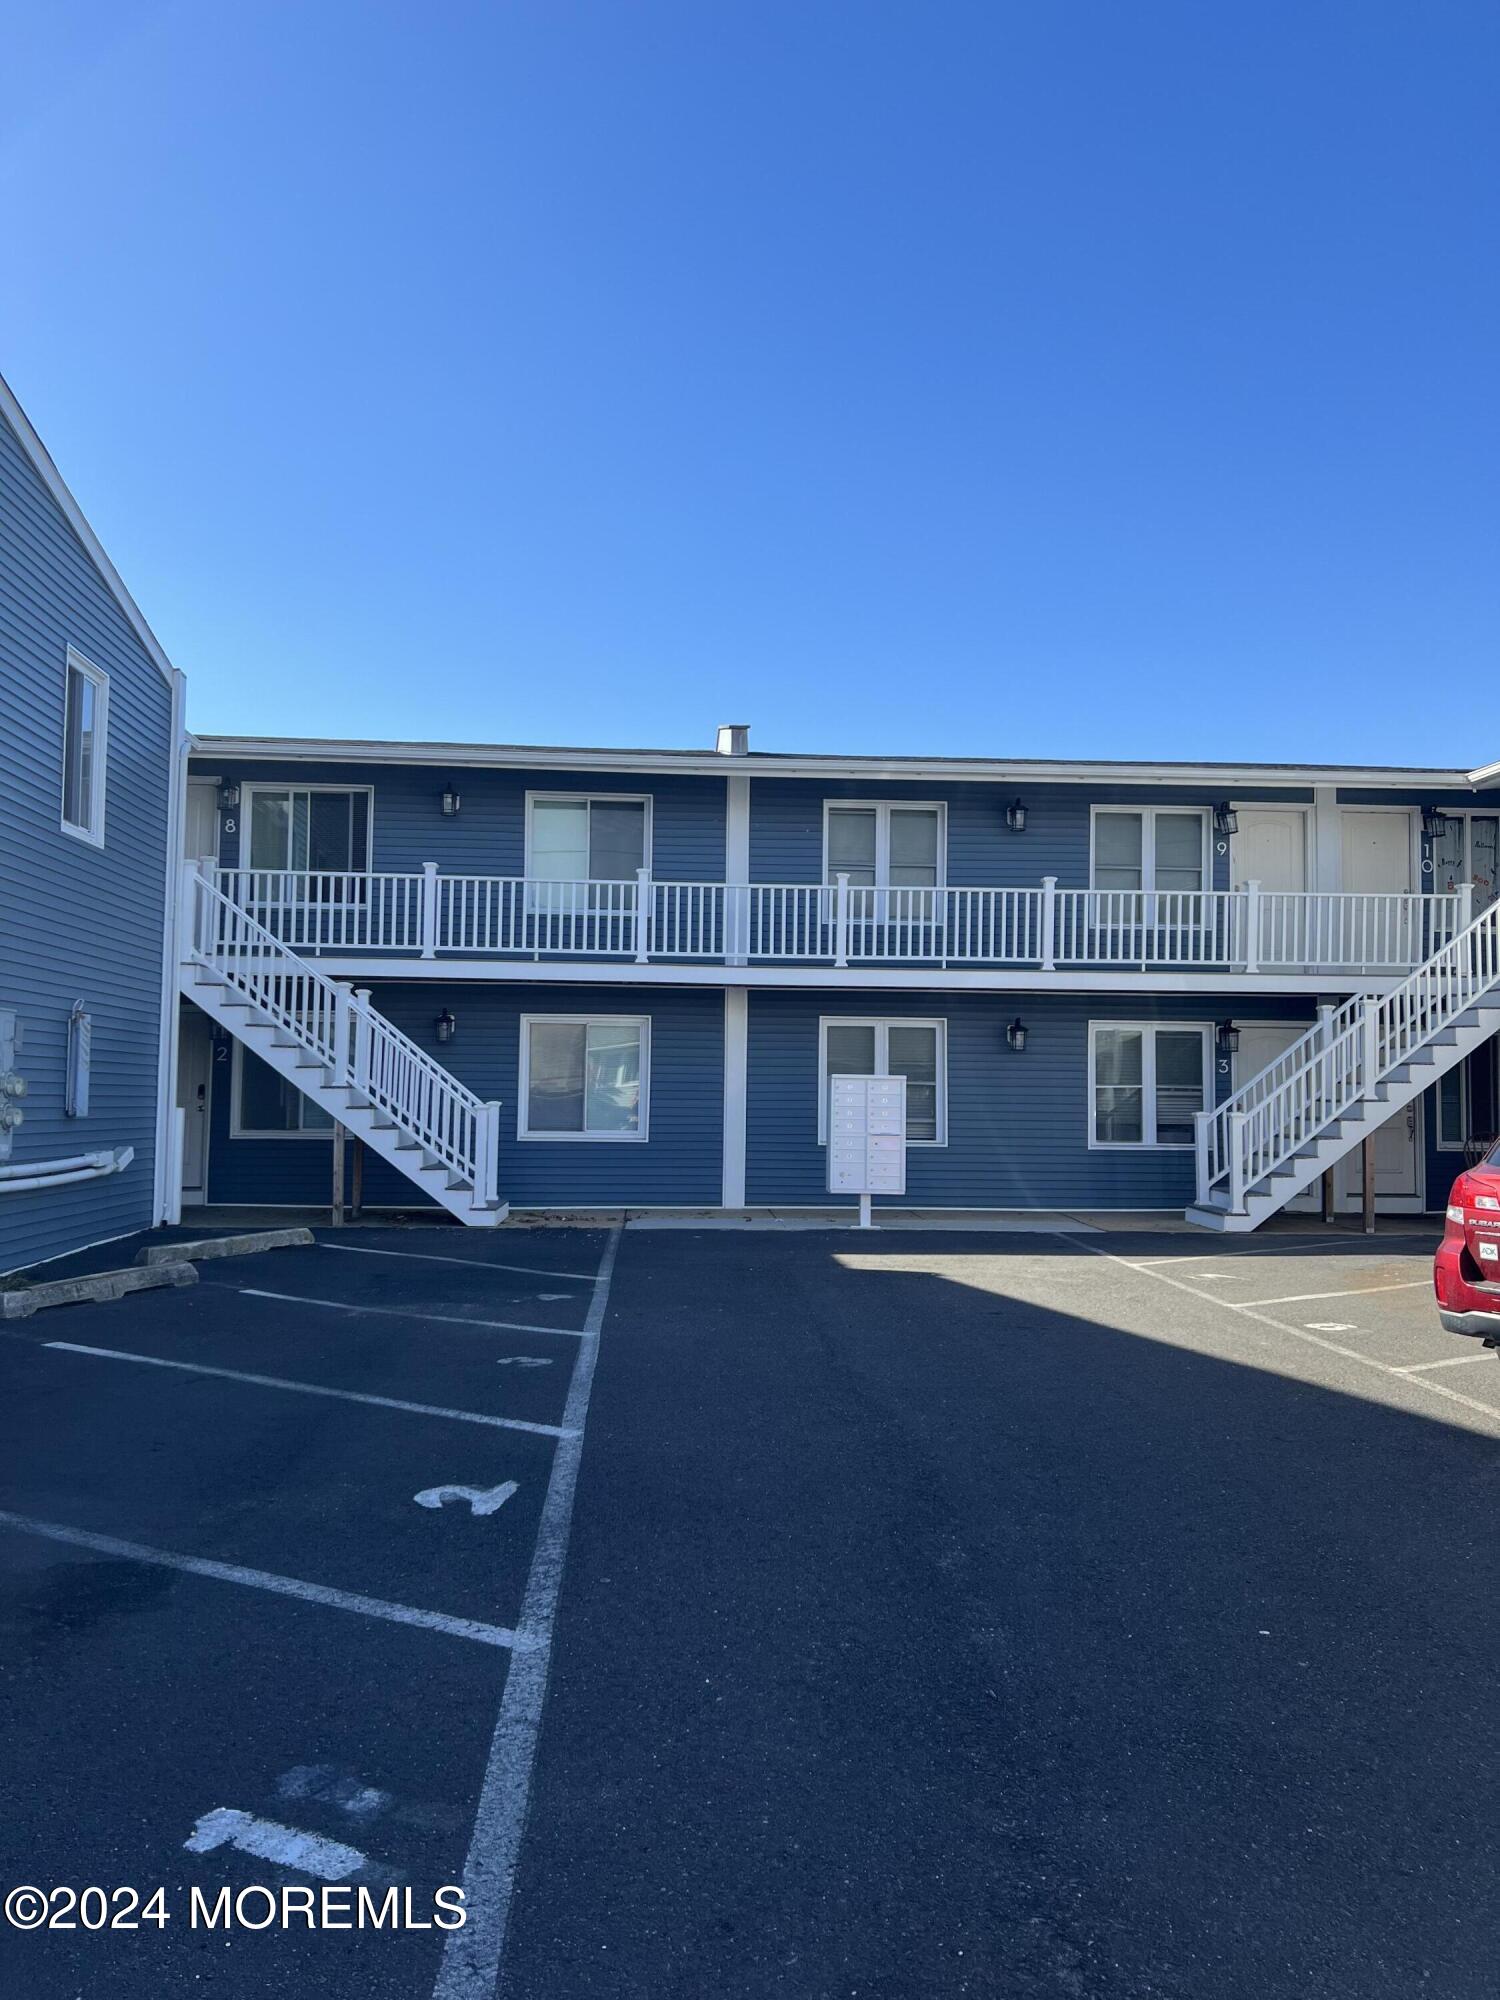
[[176, 1010, 213, 1203], [1232, 810, 1308, 893], [1341, 810, 1416, 968], [185, 780, 220, 867], [1234, 1024, 1318, 1211], [1340, 1100, 1421, 1208], [1341, 811, 1414, 893]]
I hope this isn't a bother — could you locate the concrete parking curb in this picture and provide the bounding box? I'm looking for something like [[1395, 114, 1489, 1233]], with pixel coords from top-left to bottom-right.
[[0, 1262, 198, 1319], [138, 1228, 315, 1266]]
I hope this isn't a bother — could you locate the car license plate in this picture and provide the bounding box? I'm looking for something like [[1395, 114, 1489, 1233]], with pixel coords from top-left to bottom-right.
[[1479, 1240, 1498, 1263]]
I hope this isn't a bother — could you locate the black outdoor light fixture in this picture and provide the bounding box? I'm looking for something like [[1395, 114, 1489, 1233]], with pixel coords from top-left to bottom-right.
[[220, 782, 240, 811], [1421, 806, 1451, 838], [1005, 798, 1027, 832], [1213, 802, 1238, 837], [435, 1008, 456, 1044], [1217, 1020, 1240, 1056], [441, 783, 462, 818], [1006, 1017, 1027, 1052]]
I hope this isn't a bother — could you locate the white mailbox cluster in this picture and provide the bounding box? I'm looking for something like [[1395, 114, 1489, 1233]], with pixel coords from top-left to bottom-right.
[[828, 1074, 907, 1215]]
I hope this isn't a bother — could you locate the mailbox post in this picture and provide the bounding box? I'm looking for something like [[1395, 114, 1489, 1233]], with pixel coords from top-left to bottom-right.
[[827, 1073, 907, 1229]]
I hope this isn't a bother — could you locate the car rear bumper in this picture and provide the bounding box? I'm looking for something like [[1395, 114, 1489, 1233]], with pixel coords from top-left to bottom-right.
[[1433, 1238, 1500, 1340], [1437, 1308, 1500, 1341]]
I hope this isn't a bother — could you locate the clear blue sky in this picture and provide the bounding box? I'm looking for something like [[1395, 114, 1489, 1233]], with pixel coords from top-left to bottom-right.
[[6, 2, 1497, 763]]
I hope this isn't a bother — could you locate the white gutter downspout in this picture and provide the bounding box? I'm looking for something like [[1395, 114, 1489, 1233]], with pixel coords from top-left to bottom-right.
[[0, 1146, 134, 1194], [152, 669, 190, 1225]]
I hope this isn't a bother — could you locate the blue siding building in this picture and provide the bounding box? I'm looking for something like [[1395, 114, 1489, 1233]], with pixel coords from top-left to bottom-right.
[[0, 374, 185, 1274], [177, 727, 1500, 1231]]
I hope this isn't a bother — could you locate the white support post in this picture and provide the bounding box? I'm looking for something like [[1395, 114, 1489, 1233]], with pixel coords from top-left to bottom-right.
[[834, 872, 851, 968], [721, 988, 748, 1209], [1227, 1110, 1247, 1214], [179, 859, 203, 959], [1040, 876, 1057, 972], [332, 983, 354, 1084], [1361, 994, 1381, 1091], [1193, 1109, 1212, 1206], [635, 867, 653, 964], [725, 770, 750, 967], [420, 861, 440, 960], [1243, 878, 1261, 974], [1458, 882, 1474, 934], [351, 987, 373, 1092], [166, 1106, 185, 1227], [477, 1101, 502, 1205]]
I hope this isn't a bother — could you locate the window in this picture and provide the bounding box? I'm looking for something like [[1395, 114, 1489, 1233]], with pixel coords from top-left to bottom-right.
[[61, 649, 108, 844], [818, 1018, 946, 1145], [1437, 1063, 1468, 1152], [231, 1044, 335, 1136], [1431, 814, 1500, 915], [1091, 809, 1207, 894], [824, 803, 943, 889], [1090, 1023, 1209, 1148], [527, 796, 650, 881], [244, 786, 371, 873], [519, 1016, 648, 1140]]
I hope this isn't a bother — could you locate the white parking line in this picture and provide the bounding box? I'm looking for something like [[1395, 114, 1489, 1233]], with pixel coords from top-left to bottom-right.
[[239, 1289, 587, 1338], [44, 1342, 572, 1437], [318, 1243, 595, 1283], [1127, 1233, 1440, 1267], [185, 1807, 369, 1881], [1395, 1353, 1494, 1373], [434, 1222, 621, 2000], [0, 1510, 518, 1647], [1075, 1245, 1500, 1426], [1237, 1281, 1431, 1308]]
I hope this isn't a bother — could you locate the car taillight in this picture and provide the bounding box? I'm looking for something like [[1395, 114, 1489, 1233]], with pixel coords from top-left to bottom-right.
[[1445, 1175, 1472, 1234]]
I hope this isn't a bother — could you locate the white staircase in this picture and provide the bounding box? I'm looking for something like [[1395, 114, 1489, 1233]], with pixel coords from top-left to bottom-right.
[[1189, 897, 1500, 1231], [180, 866, 506, 1226]]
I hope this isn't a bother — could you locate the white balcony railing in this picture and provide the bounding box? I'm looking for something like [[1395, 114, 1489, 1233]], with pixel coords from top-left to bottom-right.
[[211, 870, 1469, 976]]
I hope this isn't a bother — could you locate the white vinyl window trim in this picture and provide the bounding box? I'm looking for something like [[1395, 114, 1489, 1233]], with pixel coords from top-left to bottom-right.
[[517, 1014, 651, 1142], [239, 783, 374, 874], [60, 647, 109, 846], [1087, 1021, 1212, 1151], [1088, 806, 1210, 894], [821, 801, 947, 890], [1436, 1060, 1470, 1153], [228, 1041, 335, 1139], [816, 1016, 948, 1147], [523, 793, 654, 881]]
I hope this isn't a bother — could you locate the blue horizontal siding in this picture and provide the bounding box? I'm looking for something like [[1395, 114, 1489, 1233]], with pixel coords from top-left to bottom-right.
[[0, 410, 173, 1274], [201, 761, 727, 884], [744, 989, 1317, 1210], [203, 982, 724, 1210], [747, 778, 1323, 893]]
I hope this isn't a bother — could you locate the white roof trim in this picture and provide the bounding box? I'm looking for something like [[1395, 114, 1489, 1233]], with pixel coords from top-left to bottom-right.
[[188, 733, 1476, 789], [0, 370, 180, 692]]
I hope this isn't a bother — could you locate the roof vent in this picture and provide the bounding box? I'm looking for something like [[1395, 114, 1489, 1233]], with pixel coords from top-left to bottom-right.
[[715, 723, 750, 757]]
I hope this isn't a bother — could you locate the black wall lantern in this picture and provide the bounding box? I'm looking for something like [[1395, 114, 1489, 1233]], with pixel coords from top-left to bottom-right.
[[220, 782, 240, 811], [1213, 802, 1238, 837], [1421, 806, 1451, 838], [1005, 799, 1027, 832], [435, 1008, 456, 1045], [1216, 1020, 1240, 1056], [441, 784, 462, 818], [1006, 1017, 1027, 1052]]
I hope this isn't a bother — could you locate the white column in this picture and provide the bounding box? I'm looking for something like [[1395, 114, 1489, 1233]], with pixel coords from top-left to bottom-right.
[[1312, 785, 1342, 893], [721, 988, 748, 1209], [420, 861, 440, 959], [725, 771, 750, 966]]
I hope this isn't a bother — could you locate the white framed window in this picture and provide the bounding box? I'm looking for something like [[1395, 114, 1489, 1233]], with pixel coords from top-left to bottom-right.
[[230, 1043, 336, 1138], [823, 802, 945, 890], [1089, 1022, 1210, 1149], [817, 1017, 946, 1146], [525, 794, 652, 882], [519, 1015, 649, 1140], [242, 785, 373, 874], [1090, 808, 1209, 894], [60, 647, 109, 845], [1431, 812, 1500, 915]]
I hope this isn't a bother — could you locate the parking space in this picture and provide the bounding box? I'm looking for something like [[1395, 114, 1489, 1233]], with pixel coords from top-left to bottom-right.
[[0, 1226, 614, 2000], [2, 1218, 1496, 1999]]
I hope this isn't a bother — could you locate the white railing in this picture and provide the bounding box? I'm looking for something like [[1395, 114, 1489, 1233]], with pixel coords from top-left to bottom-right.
[[186, 868, 500, 1202], [210, 868, 1464, 975], [1197, 894, 1500, 1213]]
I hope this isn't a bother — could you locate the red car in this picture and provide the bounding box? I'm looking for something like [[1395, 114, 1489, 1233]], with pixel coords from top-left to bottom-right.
[[1434, 1153, 1500, 1347]]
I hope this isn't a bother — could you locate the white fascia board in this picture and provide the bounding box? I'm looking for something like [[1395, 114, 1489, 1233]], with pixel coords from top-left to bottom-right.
[[305, 956, 1394, 996], [0, 371, 180, 693], [186, 734, 1474, 790], [1466, 759, 1500, 786]]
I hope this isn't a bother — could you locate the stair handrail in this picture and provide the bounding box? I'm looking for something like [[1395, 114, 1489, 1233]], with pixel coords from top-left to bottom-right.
[[184, 866, 494, 1193], [1199, 897, 1500, 1209]]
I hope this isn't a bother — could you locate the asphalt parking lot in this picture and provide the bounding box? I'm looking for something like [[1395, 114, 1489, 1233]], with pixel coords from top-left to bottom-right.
[[1, 1220, 1496, 1999]]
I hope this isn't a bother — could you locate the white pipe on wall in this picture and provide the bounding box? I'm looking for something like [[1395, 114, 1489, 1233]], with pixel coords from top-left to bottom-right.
[[0, 1145, 134, 1192]]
